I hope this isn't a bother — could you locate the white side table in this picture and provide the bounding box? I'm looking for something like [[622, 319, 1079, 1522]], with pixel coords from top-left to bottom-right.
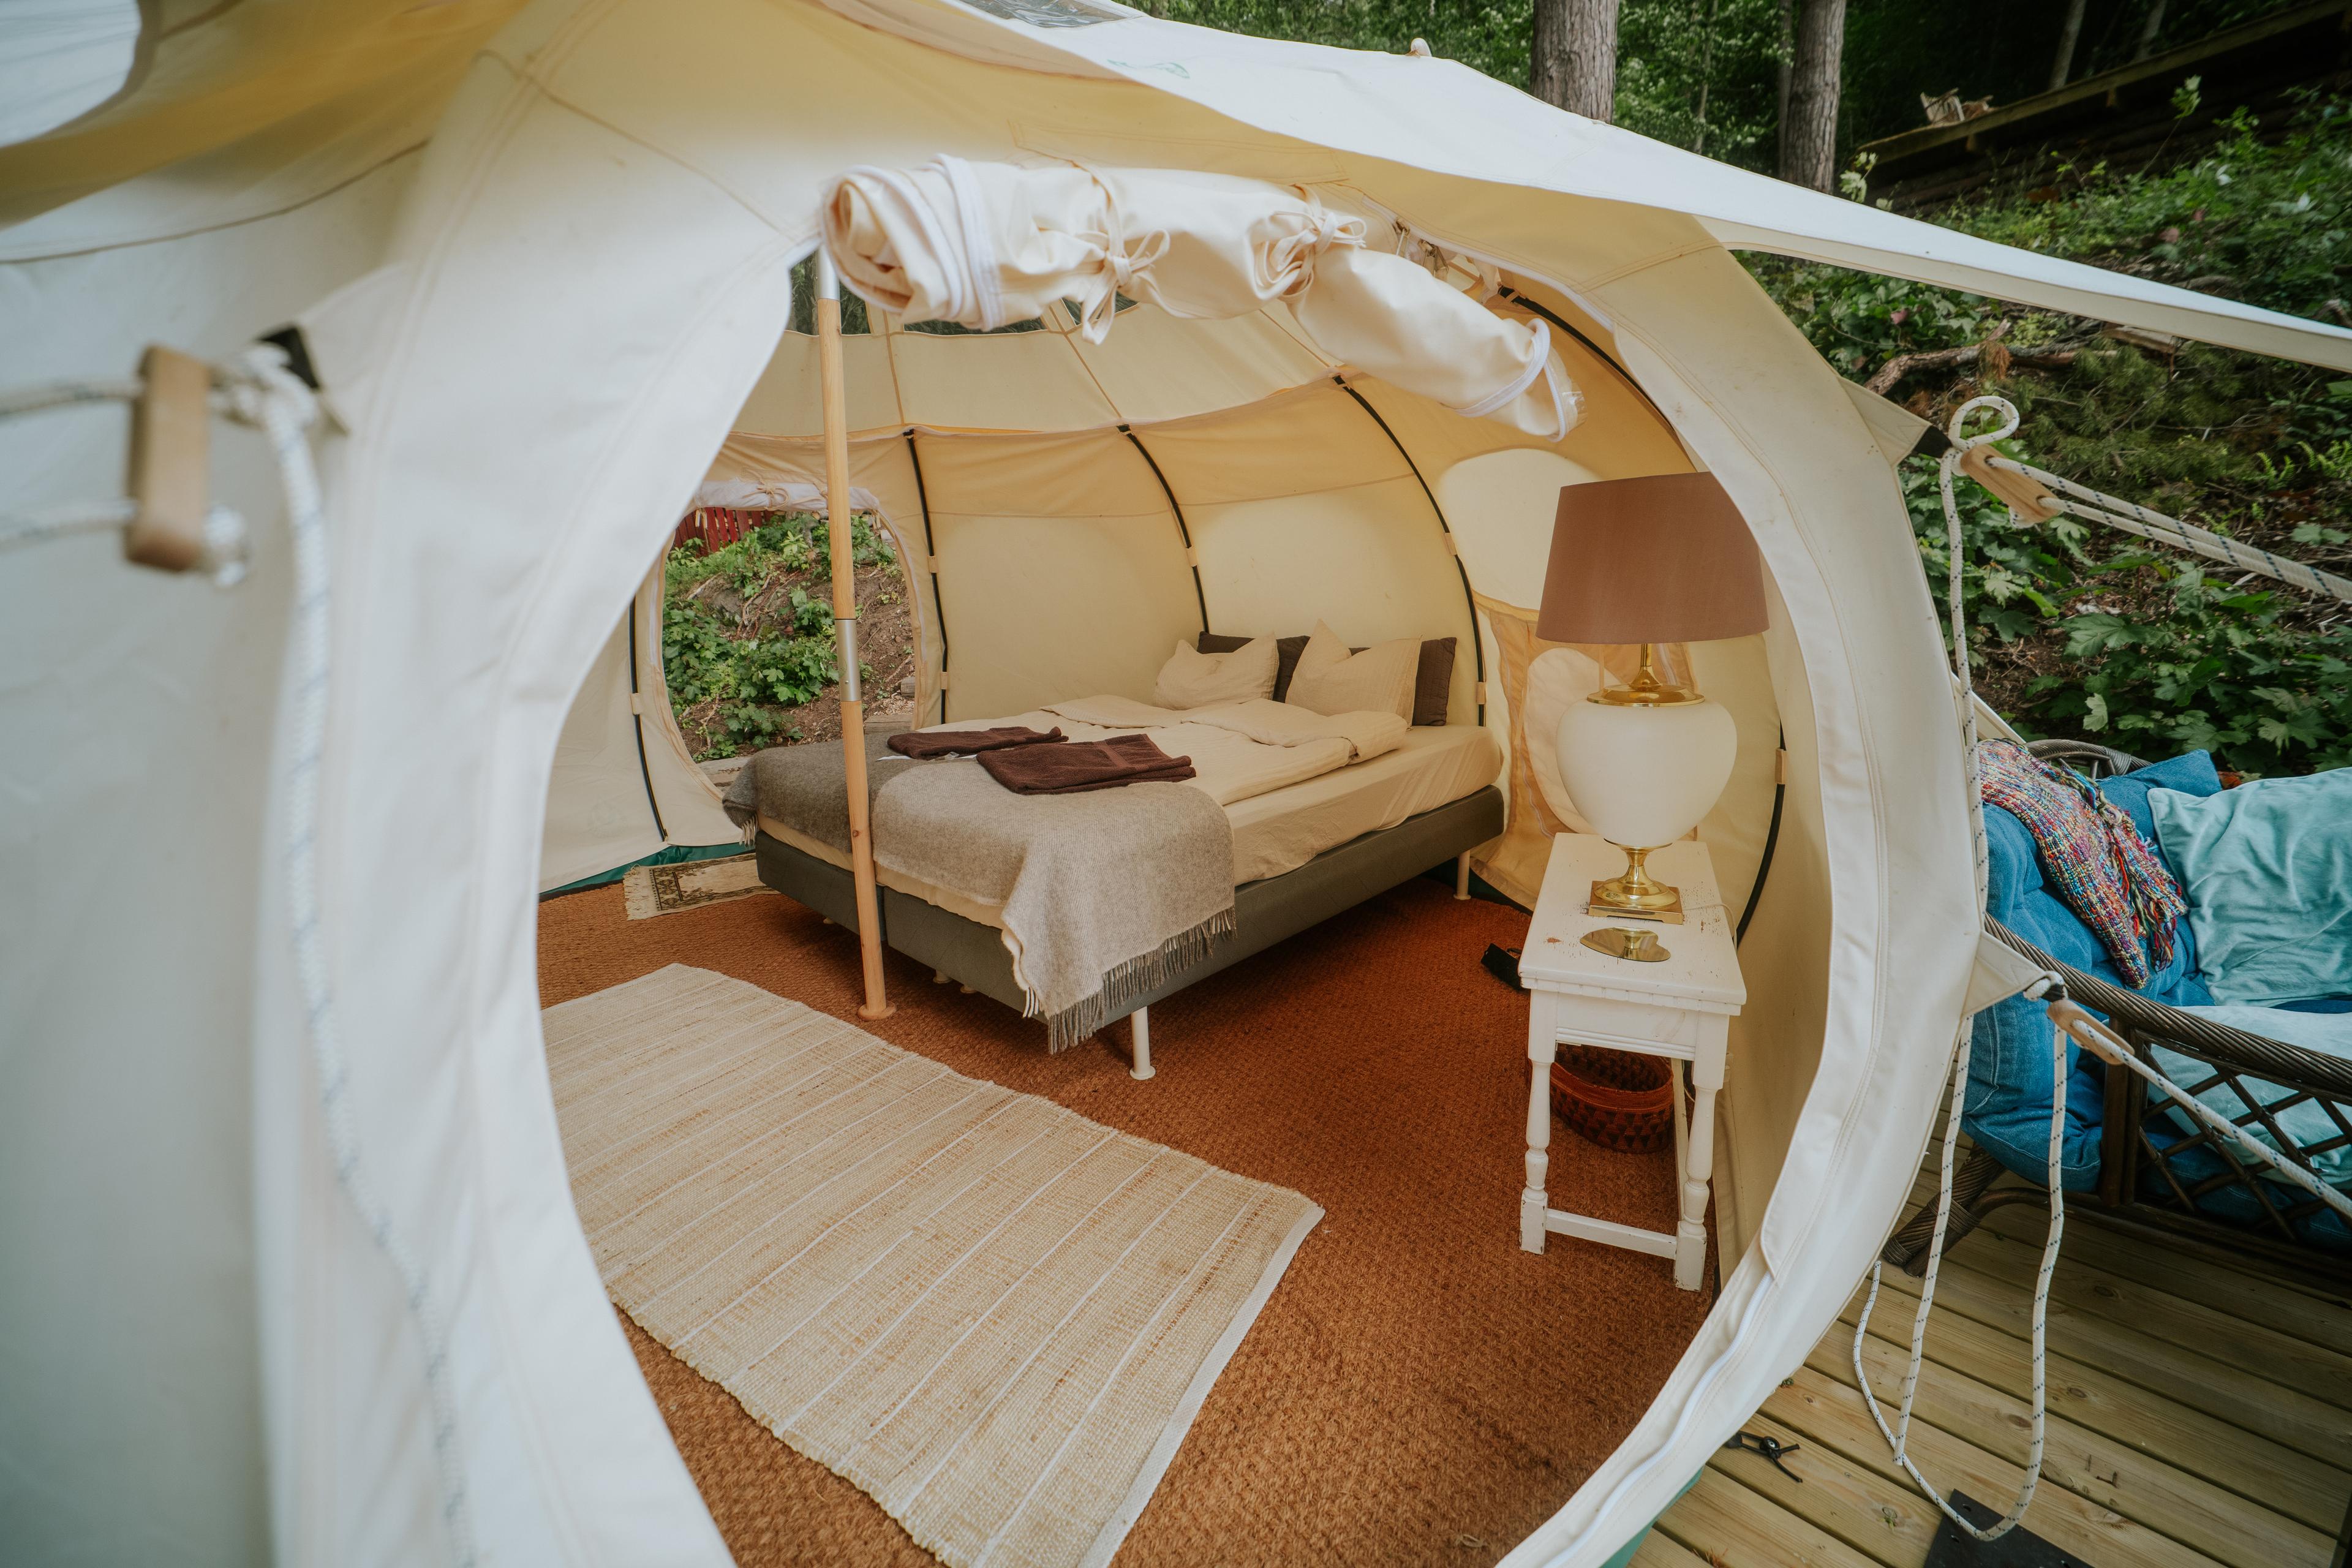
[[1518, 833, 1746, 1291]]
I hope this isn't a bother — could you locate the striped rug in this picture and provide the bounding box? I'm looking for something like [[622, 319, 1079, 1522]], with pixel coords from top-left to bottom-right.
[[544, 965, 1321, 1568]]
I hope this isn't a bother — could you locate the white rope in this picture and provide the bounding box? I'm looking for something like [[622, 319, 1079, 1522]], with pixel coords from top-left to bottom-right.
[[0, 376, 143, 418], [1872, 394, 2352, 1545], [209, 348, 477, 1566], [0, 375, 252, 586], [0, 496, 138, 549], [1982, 453, 2352, 605], [1853, 1005, 2063, 1543]]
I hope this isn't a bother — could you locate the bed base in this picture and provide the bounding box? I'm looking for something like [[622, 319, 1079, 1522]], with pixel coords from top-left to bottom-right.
[[754, 785, 1505, 1077]]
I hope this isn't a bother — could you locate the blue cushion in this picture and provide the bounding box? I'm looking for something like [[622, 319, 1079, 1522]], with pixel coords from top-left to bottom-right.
[[2280, 996, 2352, 1014], [2095, 749, 2222, 870], [2152, 768, 2352, 1007], [1964, 753, 2217, 1189]]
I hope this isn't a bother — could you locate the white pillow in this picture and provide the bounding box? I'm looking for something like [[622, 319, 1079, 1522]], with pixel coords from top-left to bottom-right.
[[1153, 636, 1278, 709], [1286, 621, 1419, 722]]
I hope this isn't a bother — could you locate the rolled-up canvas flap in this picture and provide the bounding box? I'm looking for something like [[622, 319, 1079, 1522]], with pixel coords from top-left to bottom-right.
[[823, 157, 1577, 440]]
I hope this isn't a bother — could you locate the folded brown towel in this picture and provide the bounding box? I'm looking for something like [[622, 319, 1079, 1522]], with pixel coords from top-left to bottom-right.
[[977, 732, 1197, 795], [886, 725, 1066, 760]]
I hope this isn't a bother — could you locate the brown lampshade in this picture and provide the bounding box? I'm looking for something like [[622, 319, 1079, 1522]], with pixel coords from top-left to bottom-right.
[[1536, 473, 1768, 645]]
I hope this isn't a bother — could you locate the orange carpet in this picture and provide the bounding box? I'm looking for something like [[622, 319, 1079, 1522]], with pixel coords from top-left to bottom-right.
[[539, 872, 1713, 1567]]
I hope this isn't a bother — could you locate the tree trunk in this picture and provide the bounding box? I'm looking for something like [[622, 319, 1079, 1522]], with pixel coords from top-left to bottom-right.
[[1775, 0, 1794, 174], [2049, 0, 2089, 89], [1532, 0, 1620, 121], [1781, 0, 1846, 192], [2133, 0, 2167, 61], [1692, 0, 1721, 154]]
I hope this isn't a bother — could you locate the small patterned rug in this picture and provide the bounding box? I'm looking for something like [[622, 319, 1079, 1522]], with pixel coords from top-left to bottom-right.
[[623, 853, 771, 920], [544, 965, 1321, 1568]]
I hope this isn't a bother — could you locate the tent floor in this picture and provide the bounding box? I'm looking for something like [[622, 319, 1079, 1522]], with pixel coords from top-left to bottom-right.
[[540, 872, 1716, 1567], [1646, 1146, 2352, 1568]]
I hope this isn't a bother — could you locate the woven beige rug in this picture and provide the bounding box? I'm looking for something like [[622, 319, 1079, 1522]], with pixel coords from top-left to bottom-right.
[[544, 965, 1321, 1568]]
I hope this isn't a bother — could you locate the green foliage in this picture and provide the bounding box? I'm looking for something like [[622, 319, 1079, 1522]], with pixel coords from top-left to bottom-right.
[[1615, 0, 1785, 168], [660, 511, 900, 758], [1753, 98, 2352, 774]]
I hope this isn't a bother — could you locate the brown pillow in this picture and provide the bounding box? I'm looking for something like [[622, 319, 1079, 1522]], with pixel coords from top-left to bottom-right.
[[1411, 637, 1457, 726], [1200, 631, 1457, 725]]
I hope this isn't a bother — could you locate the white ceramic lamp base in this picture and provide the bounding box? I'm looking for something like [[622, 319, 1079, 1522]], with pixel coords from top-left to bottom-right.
[[1555, 696, 1738, 921]]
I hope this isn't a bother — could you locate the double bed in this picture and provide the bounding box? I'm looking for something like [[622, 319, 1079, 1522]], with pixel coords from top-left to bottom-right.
[[726, 657, 1505, 1078]]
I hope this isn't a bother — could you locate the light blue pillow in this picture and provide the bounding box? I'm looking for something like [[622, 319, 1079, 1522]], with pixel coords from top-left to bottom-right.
[[2162, 1005, 2352, 1187], [2150, 769, 2352, 1006]]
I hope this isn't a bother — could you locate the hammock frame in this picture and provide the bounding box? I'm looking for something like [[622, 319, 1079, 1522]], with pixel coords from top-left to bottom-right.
[[1909, 739, 2352, 1287]]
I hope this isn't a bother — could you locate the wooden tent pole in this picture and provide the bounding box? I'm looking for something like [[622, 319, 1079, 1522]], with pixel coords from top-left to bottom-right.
[[815, 251, 894, 1019]]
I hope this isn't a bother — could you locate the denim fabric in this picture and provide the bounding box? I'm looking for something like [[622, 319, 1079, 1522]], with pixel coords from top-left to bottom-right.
[[1964, 756, 2220, 1188]]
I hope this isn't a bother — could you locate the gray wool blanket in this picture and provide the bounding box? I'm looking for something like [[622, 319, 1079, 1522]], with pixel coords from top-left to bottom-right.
[[724, 728, 1235, 1049]]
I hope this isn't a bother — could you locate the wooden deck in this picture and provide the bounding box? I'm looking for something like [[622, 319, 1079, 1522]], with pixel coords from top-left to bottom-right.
[[1641, 1151, 2352, 1567]]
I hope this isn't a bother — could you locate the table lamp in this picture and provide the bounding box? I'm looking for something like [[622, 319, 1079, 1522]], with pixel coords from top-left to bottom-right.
[[1537, 473, 1768, 923]]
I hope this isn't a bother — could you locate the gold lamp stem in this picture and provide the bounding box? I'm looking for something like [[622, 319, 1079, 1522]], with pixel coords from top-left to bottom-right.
[[1592, 844, 1681, 913], [1595, 643, 1703, 707]]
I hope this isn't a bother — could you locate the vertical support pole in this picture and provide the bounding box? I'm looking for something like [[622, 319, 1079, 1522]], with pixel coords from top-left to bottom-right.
[[816, 251, 893, 1020], [1455, 851, 1472, 900]]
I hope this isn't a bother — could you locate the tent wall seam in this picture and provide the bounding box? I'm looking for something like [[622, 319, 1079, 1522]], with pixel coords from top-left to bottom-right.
[[1330, 377, 1486, 723], [626, 605, 669, 843], [903, 429, 949, 721], [1118, 423, 1209, 633]]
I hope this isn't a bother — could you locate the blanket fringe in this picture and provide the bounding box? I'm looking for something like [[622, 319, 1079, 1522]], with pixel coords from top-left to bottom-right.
[[1031, 907, 1238, 1052]]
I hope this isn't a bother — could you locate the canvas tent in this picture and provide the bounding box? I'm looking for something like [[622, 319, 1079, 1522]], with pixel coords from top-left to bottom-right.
[[7, 2, 2352, 1566]]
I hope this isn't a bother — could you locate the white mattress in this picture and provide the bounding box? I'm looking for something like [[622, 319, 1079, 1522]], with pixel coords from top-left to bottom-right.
[[758, 724, 1502, 925], [1226, 724, 1502, 884]]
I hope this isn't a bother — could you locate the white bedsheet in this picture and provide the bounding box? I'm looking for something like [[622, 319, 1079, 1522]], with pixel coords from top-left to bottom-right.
[[763, 717, 1501, 924]]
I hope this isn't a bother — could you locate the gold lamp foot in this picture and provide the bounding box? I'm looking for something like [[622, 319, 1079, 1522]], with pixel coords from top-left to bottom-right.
[[1587, 845, 1685, 925]]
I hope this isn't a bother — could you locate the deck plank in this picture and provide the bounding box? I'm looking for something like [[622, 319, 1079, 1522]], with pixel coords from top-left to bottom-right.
[[1846, 1273, 2351, 1529], [1899, 1251, 2352, 1469], [1711, 1406, 1941, 1565], [1627, 1527, 1716, 1567], [1973, 1202, 2352, 1353], [1654, 1465, 1891, 1568], [1819, 1325, 2337, 1567], [1758, 1366, 2225, 1567]]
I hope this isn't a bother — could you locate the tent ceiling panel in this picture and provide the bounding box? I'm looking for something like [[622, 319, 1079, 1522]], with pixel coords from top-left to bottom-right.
[[879, 320, 1122, 432], [1130, 380, 1412, 505], [736, 333, 908, 441], [733, 304, 1344, 441], [903, 425, 1178, 519], [1066, 305, 1335, 426], [1188, 476, 1477, 722]]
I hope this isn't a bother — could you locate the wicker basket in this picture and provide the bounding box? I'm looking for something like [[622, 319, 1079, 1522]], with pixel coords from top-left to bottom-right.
[[1550, 1045, 1676, 1154]]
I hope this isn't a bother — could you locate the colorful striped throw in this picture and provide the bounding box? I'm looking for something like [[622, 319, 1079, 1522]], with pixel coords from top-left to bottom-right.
[[1978, 740, 2187, 988]]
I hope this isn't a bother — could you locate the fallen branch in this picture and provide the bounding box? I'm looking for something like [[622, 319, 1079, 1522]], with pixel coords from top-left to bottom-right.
[[1865, 331, 2078, 396]]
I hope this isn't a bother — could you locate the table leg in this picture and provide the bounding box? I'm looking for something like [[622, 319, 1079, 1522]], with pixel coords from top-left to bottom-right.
[[1676, 1037, 1725, 1290], [1523, 992, 1556, 1253]]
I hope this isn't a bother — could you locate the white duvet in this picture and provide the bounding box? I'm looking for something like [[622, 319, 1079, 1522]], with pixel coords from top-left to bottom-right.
[[918, 696, 1408, 807]]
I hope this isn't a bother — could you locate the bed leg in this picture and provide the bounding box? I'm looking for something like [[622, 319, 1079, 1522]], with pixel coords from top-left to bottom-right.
[[1455, 852, 1472, 901], [1129, 1006, 1155, 1082]]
